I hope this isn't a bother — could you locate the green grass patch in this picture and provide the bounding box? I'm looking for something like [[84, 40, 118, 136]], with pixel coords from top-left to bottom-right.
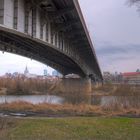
[[0, 117, 140, 140]]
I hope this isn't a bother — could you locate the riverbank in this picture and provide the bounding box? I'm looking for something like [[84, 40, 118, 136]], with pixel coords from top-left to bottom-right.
[[93, 84, 140, 96], [0, 117, 140, 140], [0, 83, 139, 118], [0, 101, 140, 118]]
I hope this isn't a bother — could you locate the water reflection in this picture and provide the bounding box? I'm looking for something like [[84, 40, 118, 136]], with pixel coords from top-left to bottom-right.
[[0, 95, 139, 108], [0, 95, 64, 105], [92, 95, 140, 108]]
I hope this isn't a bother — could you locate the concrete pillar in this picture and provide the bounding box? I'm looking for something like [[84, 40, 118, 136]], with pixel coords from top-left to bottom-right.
[[59, 78, 92, 94], [59, 33, 62, 50], [53, 32, 56, 46], [54, 32, 57, 46], [50, 23, 54, 44], [24, 2, 29, 33], [13, 0, 18, 29], [0, 0, 4, 24], [17, 0, 25, 32], [4, 0, 14, 28], [40, 23, 43, 39], [67, 43, 69, 53], [32, 8, 37, 38], [36, 7, 40, 38], [42, 24, 46, 41], [65, 41, 67, 53], [28, 10, 32, 35], [56, 32, 59, 48], [61, 34, 63, 50], [48, 22, 51, 43], [46, 22, 49, 42]]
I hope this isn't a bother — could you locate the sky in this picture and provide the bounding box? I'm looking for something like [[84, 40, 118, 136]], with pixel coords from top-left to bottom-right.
[[0, 52, 54, 75], [0, 0, 140, 75], [79, 0, 140, 73]]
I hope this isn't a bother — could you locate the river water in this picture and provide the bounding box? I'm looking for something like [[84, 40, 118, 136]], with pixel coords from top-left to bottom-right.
[[0, 95, 139, 108], [0, 95, 65, 104], [91, 95, 140, 108]]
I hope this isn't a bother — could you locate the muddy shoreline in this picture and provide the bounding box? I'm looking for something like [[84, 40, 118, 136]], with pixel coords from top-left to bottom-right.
[[0, 110, 140, 118]]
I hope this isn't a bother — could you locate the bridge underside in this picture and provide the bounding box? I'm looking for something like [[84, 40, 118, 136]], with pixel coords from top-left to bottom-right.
[[0, 0, 103, 80], [0, 27, 86, 77]]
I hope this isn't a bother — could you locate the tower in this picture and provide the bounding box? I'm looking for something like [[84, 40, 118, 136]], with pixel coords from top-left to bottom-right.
[[24, 66, 29, 75]]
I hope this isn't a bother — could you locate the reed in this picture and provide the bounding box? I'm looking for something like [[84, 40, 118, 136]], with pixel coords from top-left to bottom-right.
[[0, 101, 139, 117], [0, 77, 57, 95], [94, 84, 140, 96], [111, 84, 140, 96]]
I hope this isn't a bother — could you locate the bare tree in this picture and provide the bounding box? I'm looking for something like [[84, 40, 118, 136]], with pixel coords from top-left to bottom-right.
[[128, 0, 140, 12], [129, 0, 140, 4]]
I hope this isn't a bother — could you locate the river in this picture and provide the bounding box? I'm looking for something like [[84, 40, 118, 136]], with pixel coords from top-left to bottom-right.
[[0, 95, 139, 108]]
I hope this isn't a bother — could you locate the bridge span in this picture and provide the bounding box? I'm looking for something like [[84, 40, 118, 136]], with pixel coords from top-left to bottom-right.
[[0, 0, 102, 82]]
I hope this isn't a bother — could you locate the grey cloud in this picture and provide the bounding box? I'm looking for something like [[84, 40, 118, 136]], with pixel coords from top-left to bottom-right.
[[96, 44, 140, 55]]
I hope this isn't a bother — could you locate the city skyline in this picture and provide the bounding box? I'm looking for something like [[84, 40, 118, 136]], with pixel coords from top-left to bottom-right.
[[0, 51, 139, 76], [0, 52, 54, 76]]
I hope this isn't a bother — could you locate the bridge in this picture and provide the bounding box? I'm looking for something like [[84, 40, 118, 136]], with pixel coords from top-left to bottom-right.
[[0, 0, 102, 91]]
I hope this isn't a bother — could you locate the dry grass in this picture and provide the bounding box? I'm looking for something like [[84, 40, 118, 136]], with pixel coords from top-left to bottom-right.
[[0, 77, 57, 95], [93, 84, 113, 96], [0, 101, 139, 117], [0, 77, 140, 96], [94, 84, 140, 96], [111, 84, 140, 96], [0, 101, 103, 116]]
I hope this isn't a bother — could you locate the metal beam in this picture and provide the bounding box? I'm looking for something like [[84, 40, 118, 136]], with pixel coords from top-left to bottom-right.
[[67, 35, 86, 42], [67, 30, 84, 36], [55, 19, 79, 32], [48, 7, 74, 21]]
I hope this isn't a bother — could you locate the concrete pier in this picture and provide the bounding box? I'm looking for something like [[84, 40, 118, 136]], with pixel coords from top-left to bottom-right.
[[58, 78, 92, 94]]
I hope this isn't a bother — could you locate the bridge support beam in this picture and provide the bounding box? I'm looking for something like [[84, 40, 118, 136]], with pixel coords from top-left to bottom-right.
[[59, 78, 92, 94], [0, 0, 103, 80]]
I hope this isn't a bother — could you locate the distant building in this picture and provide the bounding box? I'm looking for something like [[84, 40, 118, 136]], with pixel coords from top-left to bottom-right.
[[122, 72, 140, 85], [52, 70, 62, 77], [103, 72, 113, 83], [65, 74, 80, 78], [23, 66, 37, 78], [136, 69, 140, 72], [13, 72, 19, 77], [103, 72, 123, 84], [44, 69, 48, 76], [4, 73, 12, 78], [52, 70, 58, 76]]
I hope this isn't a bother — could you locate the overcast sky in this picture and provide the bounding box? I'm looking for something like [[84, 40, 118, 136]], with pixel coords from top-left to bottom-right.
[[79, 0, 140, 73], [0, 0, 140, 75]]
